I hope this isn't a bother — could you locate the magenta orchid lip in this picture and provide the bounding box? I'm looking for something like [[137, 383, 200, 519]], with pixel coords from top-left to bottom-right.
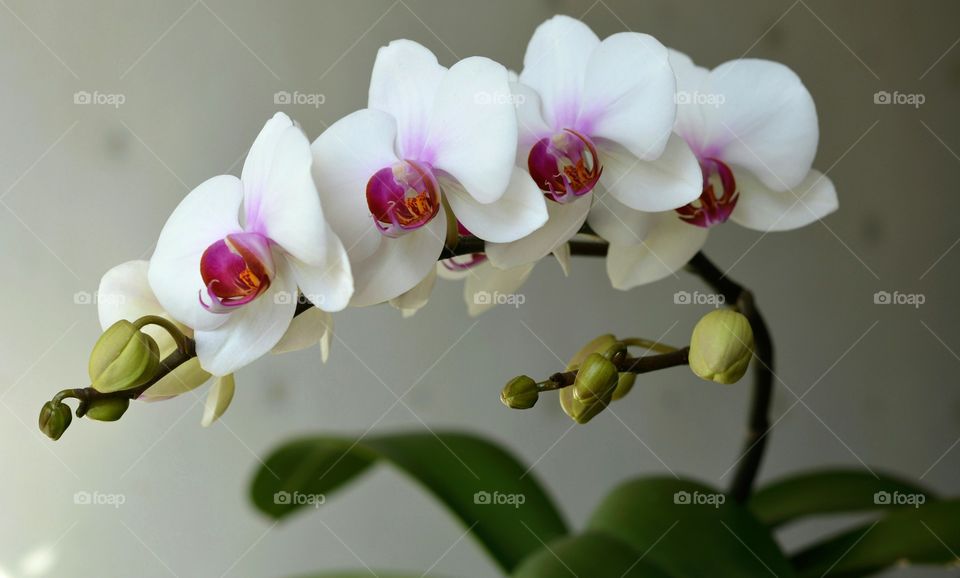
[[528, 129, 603, 203], [676, 158, 739, 228], [366, 159, 442, 238], [199, 232, 275, 313]]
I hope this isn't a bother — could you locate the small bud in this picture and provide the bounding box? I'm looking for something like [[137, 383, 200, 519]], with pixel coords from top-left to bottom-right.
[[84, 397, 130, 421], [89, 320, 161, 393], [573, 353, 619, 404], [501, 375, 539, 409], [689, 309, 754, 384], [39, 401, 72, 440], [612, 372, 636, 400], [567, 334, 617, 369]]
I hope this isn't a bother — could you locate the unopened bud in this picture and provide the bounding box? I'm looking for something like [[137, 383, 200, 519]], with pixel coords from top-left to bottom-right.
[[573, 353, 619, 404], [689, 309, 754, 384], [84, 397, 130, 421], [89, 320, 160, 393], [501, 375, 539, 409], [39, 401, 72, 440], [612, 372, 636, 400]]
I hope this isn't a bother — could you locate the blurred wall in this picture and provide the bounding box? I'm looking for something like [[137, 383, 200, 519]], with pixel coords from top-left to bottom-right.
[[1, 0, 958, 576]]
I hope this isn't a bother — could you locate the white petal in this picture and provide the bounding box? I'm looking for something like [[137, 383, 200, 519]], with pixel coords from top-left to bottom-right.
[[98, 260, 188, 357], [241, 112, 294, 202], [285, 228, 353, 312], [244, 115, 338, 267], [349, 209, 447, 307], [442, 168, 547, 243], [201, 374, 236, 427], [436, 257, 476, 281], [424, 57, 517, 204], [194, 256, 297, 375], [389, 268, 437, 318], [485, 195, 590, 268], [519, 15, 599, 129], [141, 357, 211, 400], [368, 40, 446, 158], [697, 59, 818, 190], [272, 307, 333, 360], [605, 213, 708, 290], [581, 32, 676, 159], [511, 81, 552, 157], [587, 193, 654, 245], [731, 169, 838, 232], [464, 262, 536, 316], [668, 49, 711, 146], [311, 109, 399, 263], [597, 133, 702, 212], [148, 175, 243, 332]]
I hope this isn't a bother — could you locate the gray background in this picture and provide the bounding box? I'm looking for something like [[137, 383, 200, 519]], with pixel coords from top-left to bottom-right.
[[1, 0, 958, 576]]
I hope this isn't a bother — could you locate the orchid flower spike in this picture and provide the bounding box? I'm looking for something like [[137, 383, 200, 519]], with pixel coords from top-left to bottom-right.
[[149, 112, 353, 376], [484, 15, 703, 270], [602, 51, 839, 290], [311, 40, 549, 307]]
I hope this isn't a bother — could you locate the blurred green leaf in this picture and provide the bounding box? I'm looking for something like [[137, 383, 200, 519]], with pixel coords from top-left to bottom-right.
[[512, 531, 675, 577], [750, 469, 934, 528], [251, 431, 568, 572], [290, 573, 435, 578], [792, 499, 960, 577], [587, 477, 795, 577]]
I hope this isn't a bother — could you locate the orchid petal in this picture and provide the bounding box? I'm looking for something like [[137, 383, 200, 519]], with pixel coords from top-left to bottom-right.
[[442, 168, 547, 243], [485, 194, 590, 269], [201, 374, 235, 427], [605, 213, 708, 290], [731, 169, 837, 232], [511, 81, 552, 158], [581, 32, 676, 159], [149, 175, 243, 332], [141, 357, 212, 401], [596, 133, 702, 212], [272, 307, 333, 363], [311, 109, 400, 263], [519, 15, 599, 129], [389, 268, 438, 318], [587, 192, 654, 245], [285, 228, 353, 313], [425, 57, 517, 204]]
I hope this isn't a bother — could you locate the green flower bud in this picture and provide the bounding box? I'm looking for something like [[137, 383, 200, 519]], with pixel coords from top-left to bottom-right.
[[501, 375, 539, 409], [89, 320, 161, 393], [573, 353, 619, 404], [689, 309, 754, 384], [39, 401, 72, 440], [567, 334, 617, 369], [84, 397, 130, 421], [612, 372, 636, 400]]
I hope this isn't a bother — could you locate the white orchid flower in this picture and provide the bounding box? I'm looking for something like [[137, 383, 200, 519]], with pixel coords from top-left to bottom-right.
[[311, 40, 549, 307], [149, 112, 353, 376], [484, 15, 702, 270], [604, 51, 839, 290]]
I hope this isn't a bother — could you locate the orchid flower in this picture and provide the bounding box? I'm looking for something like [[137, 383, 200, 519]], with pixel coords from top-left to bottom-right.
[[602, 51, 839, 290], [311, 40, 548, 307], [483, 15, 702, 271], [149, 113, 352, 376]]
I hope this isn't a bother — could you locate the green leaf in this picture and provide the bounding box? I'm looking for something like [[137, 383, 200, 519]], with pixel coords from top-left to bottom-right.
[[792, 499, 960, 577], [587, 477, 795, 578], [512, 531, 675, 577], [750, 469, 934, 528], [251, 431, 569, 573], [289, 573, 436, 578]]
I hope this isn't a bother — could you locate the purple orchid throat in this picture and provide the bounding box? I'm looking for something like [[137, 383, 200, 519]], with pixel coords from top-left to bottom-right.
[[528, 129, 602, 203], [366, 160, 441, 238], [676, 158, 739, 228], [199, 232, 275, 313]]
